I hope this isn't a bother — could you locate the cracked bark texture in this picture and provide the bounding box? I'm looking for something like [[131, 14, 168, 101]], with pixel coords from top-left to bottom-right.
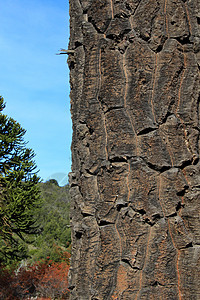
[[68, 0, 200, 299]]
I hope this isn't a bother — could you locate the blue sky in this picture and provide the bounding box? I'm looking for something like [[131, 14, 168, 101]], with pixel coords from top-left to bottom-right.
[[0, 0, 71, 185]]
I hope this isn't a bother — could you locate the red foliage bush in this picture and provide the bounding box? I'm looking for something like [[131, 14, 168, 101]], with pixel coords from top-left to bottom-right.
[[0, 255, 70, 299], [36, 260, 70, 298]]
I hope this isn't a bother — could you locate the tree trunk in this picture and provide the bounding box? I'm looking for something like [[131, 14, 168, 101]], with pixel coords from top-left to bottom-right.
[[68, 1, 200, 299]]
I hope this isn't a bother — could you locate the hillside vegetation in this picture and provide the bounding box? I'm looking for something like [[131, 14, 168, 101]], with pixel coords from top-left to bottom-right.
[[0, 96, 71, 298], [0, 180, 71, 299], [29, 179, 71, 263]]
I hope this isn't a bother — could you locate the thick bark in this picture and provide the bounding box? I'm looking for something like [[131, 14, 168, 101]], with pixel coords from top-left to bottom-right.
[[68, 1, 200, 299]]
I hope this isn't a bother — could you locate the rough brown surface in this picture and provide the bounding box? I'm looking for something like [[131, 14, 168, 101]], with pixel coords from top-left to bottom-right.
[[68, 1, 200, 299]]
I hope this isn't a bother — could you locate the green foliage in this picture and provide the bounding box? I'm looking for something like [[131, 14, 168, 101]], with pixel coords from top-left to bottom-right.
[[0, 96, 71, 270], [47, 178, 59, 186], [0, 96, 41, 265], [28, 181, 71, 263]]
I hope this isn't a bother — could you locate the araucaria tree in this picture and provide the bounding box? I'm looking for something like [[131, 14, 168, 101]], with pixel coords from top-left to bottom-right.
[[68, 0, 200, 298], [0, 96, 41, 264]]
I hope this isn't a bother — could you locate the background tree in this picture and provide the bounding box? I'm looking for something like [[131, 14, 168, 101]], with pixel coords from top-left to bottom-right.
[[0, 96, 41, 265]]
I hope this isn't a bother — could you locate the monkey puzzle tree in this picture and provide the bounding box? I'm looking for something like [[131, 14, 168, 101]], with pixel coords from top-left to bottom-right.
[[68, 0, 200, 298], [0, 96, 41, 265]]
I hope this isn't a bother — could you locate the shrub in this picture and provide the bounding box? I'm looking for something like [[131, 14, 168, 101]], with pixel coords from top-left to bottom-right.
[[0, 256, 70, 299]]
